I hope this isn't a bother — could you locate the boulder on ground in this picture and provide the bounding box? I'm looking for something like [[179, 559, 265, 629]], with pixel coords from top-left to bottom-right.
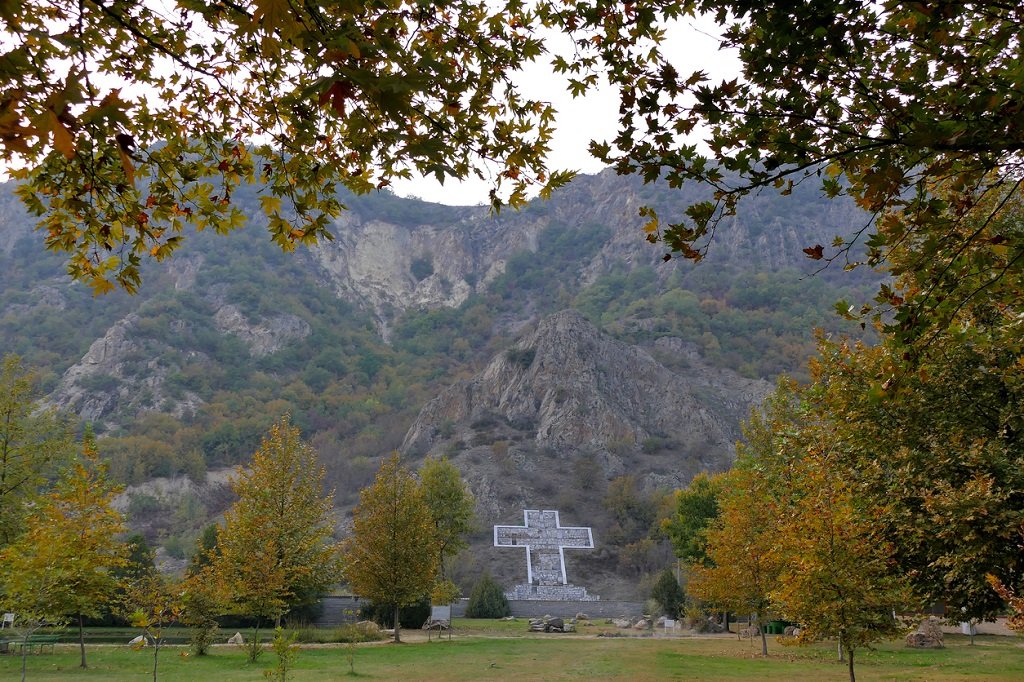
[[227, 632, 245, 646], [575, 612, 589, 621], [737, 626, 760, 640], [129, 635, 148, 648], [528, 615, 571, 633], [355, 620, 380, 634], [655, 616, 667, 628], [612, 618, 632, 629], [633, 618, 651, 630], [905, 617, 944, 649], [783, 625, 797, 637]]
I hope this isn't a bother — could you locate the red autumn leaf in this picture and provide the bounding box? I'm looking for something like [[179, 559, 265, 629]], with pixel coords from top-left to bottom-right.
[[318, 80, 356, 118], [803, 244, 825, 259]]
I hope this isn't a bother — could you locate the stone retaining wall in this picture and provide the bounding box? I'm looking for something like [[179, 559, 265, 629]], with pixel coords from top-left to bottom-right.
[[501, 600, 644, 619]]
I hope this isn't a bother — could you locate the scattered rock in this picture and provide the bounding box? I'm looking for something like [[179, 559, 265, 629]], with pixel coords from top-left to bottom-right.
[[783, 625, 797, 637], [905, 617, 944, 649], [612, 618, 632, 629], [355, 620, 380, 634], [227, 632, 245, 646], [575, 613, 589, 621], [633, 618, 652, 630], [655, 616, 667, 628], [737, 626, 760, 640], [527, 615, 572, 633], [129, 635, 148, 648]]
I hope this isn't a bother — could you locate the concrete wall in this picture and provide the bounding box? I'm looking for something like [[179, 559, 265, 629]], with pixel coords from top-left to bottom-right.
[[314, 596, 645, 626], [501, 600, 645, 619]]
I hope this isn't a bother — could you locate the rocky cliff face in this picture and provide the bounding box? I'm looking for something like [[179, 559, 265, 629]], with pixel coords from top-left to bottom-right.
[[403, 310, 770, 509], [400, 309, 771, 598], [212, 304, 311, 357], [306, 170, 864, 330], [48, 315, 205, 426]]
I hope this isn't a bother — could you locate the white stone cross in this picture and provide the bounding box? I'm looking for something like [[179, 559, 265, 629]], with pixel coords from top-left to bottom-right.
[[494, 509, 594, 586]]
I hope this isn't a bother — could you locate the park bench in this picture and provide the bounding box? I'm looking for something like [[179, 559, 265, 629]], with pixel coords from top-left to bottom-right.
[[14, 634, 59, 654]]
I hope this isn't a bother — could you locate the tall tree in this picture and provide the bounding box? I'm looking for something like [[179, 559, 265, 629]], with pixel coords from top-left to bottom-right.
[[688, 465, 781, 657], [0, 437, 126, 669], [418, 456, 474, 583], [0, 354, 74, 547], [213, 415, 342, 659], [343, 453, 439, 643], [764, 392, 910, 682]]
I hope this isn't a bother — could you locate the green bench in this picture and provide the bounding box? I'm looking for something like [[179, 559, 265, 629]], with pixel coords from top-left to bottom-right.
[[14, 634, 59, 654]]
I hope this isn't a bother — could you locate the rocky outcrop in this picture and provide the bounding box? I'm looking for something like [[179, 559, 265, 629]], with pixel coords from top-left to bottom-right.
[[309, 210, 512, 334], [48, 315, 203, 426], [402, 310, 771, 490], [212, 304, 311, 357], [308, 170, 862, 332]]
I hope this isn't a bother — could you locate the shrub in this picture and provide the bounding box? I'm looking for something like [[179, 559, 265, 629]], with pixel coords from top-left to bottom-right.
[[410, 255, 434, 281], [505, 347, 536, 369], [465, 572, 511, 618], [359, 596, 430, 629], [650, 568, 685, 618]]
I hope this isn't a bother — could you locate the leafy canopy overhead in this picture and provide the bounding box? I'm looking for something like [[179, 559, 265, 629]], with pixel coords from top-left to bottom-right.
[[2, 0, 569, 293], [547, 0, 1024, 339], [5, 0, 1021, 323]]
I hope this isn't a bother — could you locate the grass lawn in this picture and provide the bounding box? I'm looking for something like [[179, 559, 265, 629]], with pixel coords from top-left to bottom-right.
[[1, 627, 1020, 681]]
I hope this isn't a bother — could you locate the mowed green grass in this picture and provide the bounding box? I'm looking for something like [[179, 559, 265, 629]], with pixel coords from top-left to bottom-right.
[[1, 631, 1021, 681]]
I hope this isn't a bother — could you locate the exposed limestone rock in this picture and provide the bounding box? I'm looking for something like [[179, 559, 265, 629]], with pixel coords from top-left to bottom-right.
[[6, 284, 67, 316], [308, 210, 508, 334], [212, 304, 311, 357], [47, 315, 204, 426], [171, 254, 204, 291], [402, 310, 770, 487]]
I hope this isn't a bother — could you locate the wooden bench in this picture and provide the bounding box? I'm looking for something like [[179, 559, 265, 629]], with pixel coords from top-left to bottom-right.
[[14, 634, 59, 654]]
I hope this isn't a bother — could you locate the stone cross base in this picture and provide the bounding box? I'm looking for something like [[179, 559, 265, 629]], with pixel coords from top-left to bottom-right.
[[505, 584, 600, 601]]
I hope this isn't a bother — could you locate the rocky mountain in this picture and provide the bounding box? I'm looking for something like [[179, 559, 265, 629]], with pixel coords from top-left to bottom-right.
[[306, 170, 870, 333], [404, 309, 768, 493], [398, 309, 770, 597], [0, 169, 878, 596]]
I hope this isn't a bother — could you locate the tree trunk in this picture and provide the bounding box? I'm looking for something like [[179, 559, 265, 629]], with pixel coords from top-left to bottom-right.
[[838, 637, 844, 661], [20, 633, 29, 682], [758, 616, 767, 657], [152, 635, 160, 682], [393, 604, 401, 643], [250, 618, 261, 663], [847, 645, 855, 682], [78, 614, 87, 668]]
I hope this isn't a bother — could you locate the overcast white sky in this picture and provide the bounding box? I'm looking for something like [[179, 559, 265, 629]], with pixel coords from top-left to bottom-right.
[[391, 17, 739, 206]]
